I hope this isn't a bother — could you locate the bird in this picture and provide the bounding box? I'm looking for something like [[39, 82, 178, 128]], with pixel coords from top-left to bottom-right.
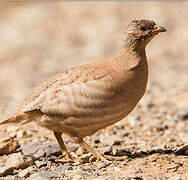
[[0, 19, 166, 162]]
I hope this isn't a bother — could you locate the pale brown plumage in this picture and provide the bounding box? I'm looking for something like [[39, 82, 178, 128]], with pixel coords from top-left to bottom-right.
[[0, 19, 166, 162]]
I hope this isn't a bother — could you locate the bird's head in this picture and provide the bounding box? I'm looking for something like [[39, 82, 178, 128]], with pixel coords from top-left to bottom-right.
[[124, 19, 166, 50]]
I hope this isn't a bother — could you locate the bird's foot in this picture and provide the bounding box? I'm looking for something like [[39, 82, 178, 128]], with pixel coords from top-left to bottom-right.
[[55, 151, 74, 163]]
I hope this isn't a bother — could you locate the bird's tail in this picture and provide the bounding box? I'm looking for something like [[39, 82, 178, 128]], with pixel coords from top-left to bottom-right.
[[0, 113, 30, 125]]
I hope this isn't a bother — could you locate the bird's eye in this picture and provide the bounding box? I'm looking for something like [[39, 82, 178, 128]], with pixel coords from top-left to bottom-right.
[[140, 26, 146, 31]]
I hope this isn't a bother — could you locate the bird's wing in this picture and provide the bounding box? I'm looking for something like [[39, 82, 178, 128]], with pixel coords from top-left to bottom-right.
[[21, 62, 118, 116]]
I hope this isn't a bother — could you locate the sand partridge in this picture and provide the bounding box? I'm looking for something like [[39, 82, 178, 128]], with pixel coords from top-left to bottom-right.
[[0, 19, 166, 162]]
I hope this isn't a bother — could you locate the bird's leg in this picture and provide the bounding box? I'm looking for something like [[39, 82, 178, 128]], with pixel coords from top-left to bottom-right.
[[73, 137, 129, 162], [53, 131, 74, 163], [73, 137, 108, 162]]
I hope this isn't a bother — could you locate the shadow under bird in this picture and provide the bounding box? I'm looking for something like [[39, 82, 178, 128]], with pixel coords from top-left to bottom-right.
[[0, 19, 166, 162]]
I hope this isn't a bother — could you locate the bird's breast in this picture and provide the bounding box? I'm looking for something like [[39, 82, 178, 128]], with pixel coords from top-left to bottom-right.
[[59, 67, 148, 136]]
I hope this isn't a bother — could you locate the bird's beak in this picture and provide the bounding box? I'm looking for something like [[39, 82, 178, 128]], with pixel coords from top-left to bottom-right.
[[152, 25, 167, 34]]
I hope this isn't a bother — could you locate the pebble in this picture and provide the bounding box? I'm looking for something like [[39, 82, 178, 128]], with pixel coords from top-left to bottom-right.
[[55, 164, 74, 173], [30, 171, 58, 179], [20, 140, 61, 159], [72, 174, 82, 180], [18, 167, 31, 178], [17, 129, 35, 138], [0, 166, 13, 176], [177, 109, 188, 120], [6, 126, 20, 133], [0, 138, 19, 155], [16, 130, 27, 138], [76, 147, 85, 156], [101, 135, 115, 146], [6, 152, 34, 169], [6, 175, 22, 180], [30, 175, 50, 180], [35, 160, 47, 168], [79, 153, 92, 163]]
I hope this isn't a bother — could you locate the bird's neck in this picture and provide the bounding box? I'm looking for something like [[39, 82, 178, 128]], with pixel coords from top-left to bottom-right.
[[115, 42, 147, 70]]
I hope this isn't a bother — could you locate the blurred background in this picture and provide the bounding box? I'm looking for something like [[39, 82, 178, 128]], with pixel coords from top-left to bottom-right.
[[0, 2, 188, 178]]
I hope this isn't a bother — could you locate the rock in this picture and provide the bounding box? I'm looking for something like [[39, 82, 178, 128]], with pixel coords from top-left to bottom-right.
[[0, 138, 19, 155], [30, 171, 58, 179], [20, 140, 61, 159], [30, 175, 50, 180], [35, 160, 47, 168], [79, 153, 92, 163], [20, 141, 37, 155], [4, 175, 22, 180], [101, 135, 115, 146], [70, 152, 78, 159], [17, 130, 27, 138], [17, 129, 34, 138], [97, 161, 111, 170], [55, 164, 74, 173], [113, 140, 122, 146], [177, 109, 188, 120], [6, 126, 20, 133], [76, 147, 85, 156], [72, 175, 82, 180], [8, 132, 17, 138], [18, 167, 31, 178], [33, 149, 46, 159], [6, 152, 34, 169], [6, 126, 20, 139], [44, 142, 61, 157], [0, 166, 14, 176]]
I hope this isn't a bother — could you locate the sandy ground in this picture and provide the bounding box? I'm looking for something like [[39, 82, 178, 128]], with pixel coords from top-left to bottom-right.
[[0, 2, 188, 179]]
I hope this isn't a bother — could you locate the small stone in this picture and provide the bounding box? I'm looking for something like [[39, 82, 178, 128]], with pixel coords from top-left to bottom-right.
[[30, 174, 50, 180], [6, 126, 20, 133], [6, 152, 34, 169], [0, 166, 13, 176], [79, 153, 92, 163], [70, 152, 78, 159], [72, 175, 82, 180], [35, 160, 47, 168], [18, 167, 31, 178], [8, 132, 17, 138], [55, 164, 74, 173], [97, 161, 111, 170], [33, 149, 46, 159], [72, 161, 81, 166], [26, 130, 36, 137], [0, 138, 19, 155], [20, 142, 37, 155], [177, 109, 188, 120], [76, 147, 85, 156], [30, 171, 58, 179], [17, 130, 27, 138], [113, 140, 122, 146], [17, 129, 35, 138], [101, 135, 115, 146], [11, 175, 22, 180], [20, 140, 61, 158], [41, 141, 61, 157]]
